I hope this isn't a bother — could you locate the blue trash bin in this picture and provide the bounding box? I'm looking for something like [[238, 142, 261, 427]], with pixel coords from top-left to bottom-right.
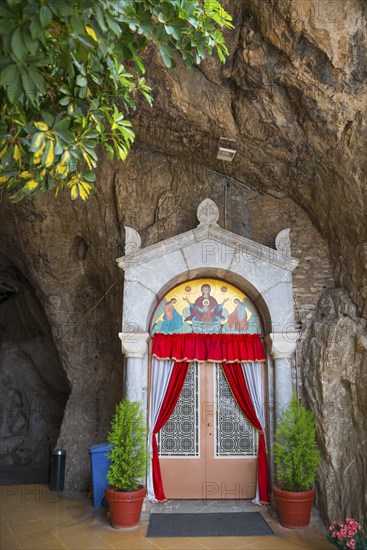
[[88, 443, 112, 508]]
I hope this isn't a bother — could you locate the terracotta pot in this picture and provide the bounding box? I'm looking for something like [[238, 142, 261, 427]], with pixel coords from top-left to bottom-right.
[[273, 486, 315, 528], [105, 485, 146, 529]]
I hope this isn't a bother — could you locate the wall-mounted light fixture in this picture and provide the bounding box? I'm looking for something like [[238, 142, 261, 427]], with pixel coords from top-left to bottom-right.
[[217, 137, 237, 162]]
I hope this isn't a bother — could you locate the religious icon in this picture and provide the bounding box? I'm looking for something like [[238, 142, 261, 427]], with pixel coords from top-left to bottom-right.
[[227, 297, 249, 332], [150, 278, 261, 335], [183, 284, 228, 324]]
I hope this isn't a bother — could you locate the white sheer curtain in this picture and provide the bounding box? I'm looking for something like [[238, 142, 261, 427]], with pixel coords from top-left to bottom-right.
[[147, 358, 174, 501], [242, 361, 266, 505]]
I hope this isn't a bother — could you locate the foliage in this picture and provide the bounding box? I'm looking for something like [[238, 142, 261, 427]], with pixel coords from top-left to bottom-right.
[[327, 518, 367, 550], [106, 399, 148, 492], [273, 394, 321, 492], [0, 0, 232, 202]]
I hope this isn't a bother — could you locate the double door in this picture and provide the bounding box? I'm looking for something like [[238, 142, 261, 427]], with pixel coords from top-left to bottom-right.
[[158, 362, 258, 499]]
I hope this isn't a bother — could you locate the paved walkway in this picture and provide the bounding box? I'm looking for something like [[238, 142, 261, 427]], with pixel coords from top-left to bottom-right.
[[0, 485, 333, 549]]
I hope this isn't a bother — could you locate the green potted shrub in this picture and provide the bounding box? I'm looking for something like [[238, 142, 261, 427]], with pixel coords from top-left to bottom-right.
[[273, 394, 321, 528], [105, 399, 148, 529]]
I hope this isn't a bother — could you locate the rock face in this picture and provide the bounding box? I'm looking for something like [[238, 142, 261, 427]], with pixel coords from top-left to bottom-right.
[[0, 255, 69, 479], [301, 288, 367, 529], [0, 0, 366, 527]]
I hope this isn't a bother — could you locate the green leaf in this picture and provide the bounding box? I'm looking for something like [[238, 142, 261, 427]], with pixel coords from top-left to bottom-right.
[[11, 28, 28, 60], [105, 12, 122, 37], [133, 55, 145, 74], [0, 17, 17, 36], [53, 118, 70, 131], [158, 44, 176, 68], [20, 69, 37, 104], [54, 130, 74, 145], [30, 16, 43, 40], [28, 68, 46, 94], [84, 171, 96, 183], [59, 96, 71, 106], [165, 23, 183, 40], [6, 74, 21, 103], [139, 19, 153, 37], [42, 113, 54, 127], [0, 63, 18, 86], [76, 74, 87, 87], [54, 138, 63, 155], [39, 5, 53, 28]]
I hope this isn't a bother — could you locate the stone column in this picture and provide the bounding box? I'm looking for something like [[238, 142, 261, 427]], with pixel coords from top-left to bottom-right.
[[270, 332, 299, 425], [118, 331, 149, 405]]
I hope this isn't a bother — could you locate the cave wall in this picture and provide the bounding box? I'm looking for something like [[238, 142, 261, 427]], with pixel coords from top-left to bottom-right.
[[0, 149, 333, 490], [0, 256, 69, 478], [301, 288, 367, 527], [0, 0, 366, 527]]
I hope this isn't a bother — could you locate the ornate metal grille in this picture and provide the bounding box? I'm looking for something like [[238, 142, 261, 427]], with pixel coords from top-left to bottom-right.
[[215, 365, 257, 457], [158, 363, 199, 457]]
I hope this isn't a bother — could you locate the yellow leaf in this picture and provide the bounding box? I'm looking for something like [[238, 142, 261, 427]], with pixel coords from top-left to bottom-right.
[[34, 121, 48, 131], [61, 150, 70, 163], [85, 26, 97, 42], [67, 175, 79, 187], [117, 145, 127, 160], [24, 180, 39, 191], [44, 141, 54, 167], [20, 171, 33, 179], [13, 144, 21, 164], [32, 133, 45, 151], [0, 145, 7, 160], [34, 142, 46, 164], [70, 184, 79, 200], [55, 162, 67, 176], [0, 175, 9, 183], [78, 182, 92, 200]]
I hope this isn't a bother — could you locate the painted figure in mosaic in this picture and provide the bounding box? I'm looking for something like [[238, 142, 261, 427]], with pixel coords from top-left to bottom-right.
[[160, 298, 183, 333], [183, 284, 228, 323], [227, 298, 249, 332]]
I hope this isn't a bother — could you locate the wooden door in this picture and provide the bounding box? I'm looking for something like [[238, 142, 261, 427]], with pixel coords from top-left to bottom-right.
[[158, 362, 258, 499]]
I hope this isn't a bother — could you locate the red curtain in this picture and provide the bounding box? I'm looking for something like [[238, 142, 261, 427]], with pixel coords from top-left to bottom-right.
[[152, 362, 190, 501], [152, 333, 265, 363], [222, 362, 270, 504]]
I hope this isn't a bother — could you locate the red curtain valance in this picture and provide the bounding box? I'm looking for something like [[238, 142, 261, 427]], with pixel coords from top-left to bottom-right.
[[152, 333, 266, 363]]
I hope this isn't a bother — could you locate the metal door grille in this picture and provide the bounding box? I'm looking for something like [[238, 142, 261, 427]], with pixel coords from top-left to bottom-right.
[[158, 363, 199, 457], [215, 365, 257, 457]]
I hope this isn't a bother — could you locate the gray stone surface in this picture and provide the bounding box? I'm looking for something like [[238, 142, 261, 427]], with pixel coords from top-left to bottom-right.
[[0, 257, 69, 474], [301, 288, 367, 529]]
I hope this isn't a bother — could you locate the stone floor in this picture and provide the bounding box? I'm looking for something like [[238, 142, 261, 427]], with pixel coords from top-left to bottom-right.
[[0, 485, 334, 550]]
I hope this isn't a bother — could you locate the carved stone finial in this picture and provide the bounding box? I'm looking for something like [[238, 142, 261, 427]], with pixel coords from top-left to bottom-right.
[[124, 227, 141, 256], [197, 198, 220, 227], [275, 228, 292, 257]]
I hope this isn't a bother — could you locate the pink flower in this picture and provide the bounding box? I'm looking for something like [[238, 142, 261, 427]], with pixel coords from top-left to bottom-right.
[[332, 531, 338, 538], [347, 540, 356, 549], [337, 533, 343, 540]]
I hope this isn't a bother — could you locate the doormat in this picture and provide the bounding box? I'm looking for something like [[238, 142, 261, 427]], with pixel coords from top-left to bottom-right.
[[146, 512, 274, 538]]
